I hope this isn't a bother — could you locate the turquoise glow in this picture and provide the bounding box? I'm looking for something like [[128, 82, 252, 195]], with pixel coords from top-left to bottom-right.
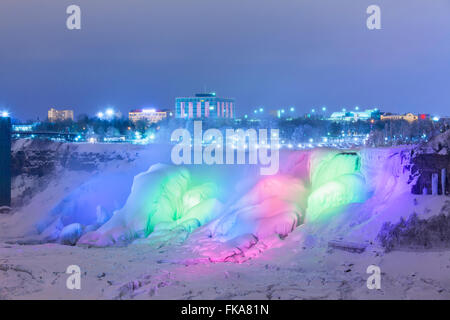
[[307, 152, 368, 222]]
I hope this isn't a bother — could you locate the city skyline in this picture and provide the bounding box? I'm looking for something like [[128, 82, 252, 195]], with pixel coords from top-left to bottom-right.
[[1, 0, 450, 120]]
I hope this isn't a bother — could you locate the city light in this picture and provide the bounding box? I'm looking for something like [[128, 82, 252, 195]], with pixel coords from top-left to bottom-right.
[[97, 107, 119, 120], [1, 111, 9, 118], [290, 107, 295, 112]]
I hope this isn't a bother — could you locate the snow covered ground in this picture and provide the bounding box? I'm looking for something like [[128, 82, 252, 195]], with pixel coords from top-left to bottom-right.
[[0, 140, 449, 300]]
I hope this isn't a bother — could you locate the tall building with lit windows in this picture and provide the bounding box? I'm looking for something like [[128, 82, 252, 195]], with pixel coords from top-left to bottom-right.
[[128, 109, 168, 123], [175, 93, 235, 119], [48, 108, 74, 122]]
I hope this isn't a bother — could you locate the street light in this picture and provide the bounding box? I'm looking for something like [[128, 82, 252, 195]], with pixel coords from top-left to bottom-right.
[[106, 108, 114, 117], [97, 112, 104, 119]]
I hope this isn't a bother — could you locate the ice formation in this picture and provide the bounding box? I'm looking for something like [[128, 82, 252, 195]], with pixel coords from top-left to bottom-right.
[[27, 147, 412, 262], [189, 174, 308, 262], [306, 151, 369, 222], [31, 172, 134, 244], [78, 164, 222, 247]]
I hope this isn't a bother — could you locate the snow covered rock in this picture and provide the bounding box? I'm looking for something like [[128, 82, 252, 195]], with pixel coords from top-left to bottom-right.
[[39, 217, 65, 243], [416, 129, 450, 155], [59, 223, 83, 245]]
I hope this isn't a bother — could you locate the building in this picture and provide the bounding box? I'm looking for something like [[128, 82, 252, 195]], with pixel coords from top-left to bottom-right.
[[329, 109, 381, 122], [48, 108, 74, 122], [128, 109, 168, 123], [12, 123, 39, 132], [380, 113, 418, 122], [175, 93, 235, 119]]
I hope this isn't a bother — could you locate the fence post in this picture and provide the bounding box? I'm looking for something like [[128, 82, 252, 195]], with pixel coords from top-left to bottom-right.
[[431, 173, 439, 196], [442, 168, 447, 195]]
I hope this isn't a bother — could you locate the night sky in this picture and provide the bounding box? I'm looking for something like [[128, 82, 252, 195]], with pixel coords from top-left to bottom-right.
[[0, 0, 449, 120]]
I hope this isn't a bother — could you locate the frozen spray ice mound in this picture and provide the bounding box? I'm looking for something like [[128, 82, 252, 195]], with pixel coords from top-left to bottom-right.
[[187, 175, 309, 262], [306, 151, 370, 222], [177, 150, 369, 263], [41, 173, 132, 228], [7, 172, 134, 245], [307, 173, 368, 222], [23, 146, 412, 263], [76, 150, 372, 260], [301, 148, 414, 244], [78, 164, 222, 247]]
